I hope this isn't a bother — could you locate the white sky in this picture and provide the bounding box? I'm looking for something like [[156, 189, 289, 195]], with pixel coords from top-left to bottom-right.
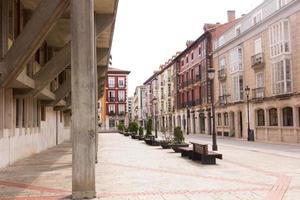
[[111, 0, 263, 96]]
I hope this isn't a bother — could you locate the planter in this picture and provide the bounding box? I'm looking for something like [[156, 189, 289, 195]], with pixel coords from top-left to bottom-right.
[[160, 141, 172, 149], [171, 143, 189, 153], [131, 134, 138, 139], [144, 136, 160, 146], [124, 132, 130, 136], [138, 135, 145, 140]]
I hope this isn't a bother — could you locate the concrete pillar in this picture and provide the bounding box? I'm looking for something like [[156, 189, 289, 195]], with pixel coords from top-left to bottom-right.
[[71, 0, 96, 199], [0, 88, 4, 137]]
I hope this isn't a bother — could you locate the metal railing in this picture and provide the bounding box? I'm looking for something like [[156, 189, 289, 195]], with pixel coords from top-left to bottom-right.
[[252, 87, 265, 99]]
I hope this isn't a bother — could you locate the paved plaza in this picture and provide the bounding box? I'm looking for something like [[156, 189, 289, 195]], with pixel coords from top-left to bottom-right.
[[0, 133, 300, 200]]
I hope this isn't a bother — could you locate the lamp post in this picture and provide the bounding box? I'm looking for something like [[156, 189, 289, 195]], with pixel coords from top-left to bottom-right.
[[153, 97, 158, 138], [207, 68, 217, 151], [186, 105, 190, 135], [245, 86, 254, 141]]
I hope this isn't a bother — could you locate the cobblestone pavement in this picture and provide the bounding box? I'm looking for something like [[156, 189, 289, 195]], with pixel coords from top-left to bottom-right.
[[0, 133, 299, 200]]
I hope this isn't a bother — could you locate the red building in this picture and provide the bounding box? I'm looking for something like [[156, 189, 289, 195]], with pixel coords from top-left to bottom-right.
[[100, 67, 130, 128]]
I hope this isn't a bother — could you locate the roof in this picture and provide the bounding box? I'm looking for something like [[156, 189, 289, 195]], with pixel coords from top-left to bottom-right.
[[108, 67, 130, 74]]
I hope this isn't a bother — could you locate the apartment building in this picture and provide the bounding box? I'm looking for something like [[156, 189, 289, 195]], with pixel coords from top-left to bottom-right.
[[132, 86, 146, 127], [213, 0, 300, 143], [100, 67, 130, 128], [144, 72, 159, 130], [127, 96, 133, 123]]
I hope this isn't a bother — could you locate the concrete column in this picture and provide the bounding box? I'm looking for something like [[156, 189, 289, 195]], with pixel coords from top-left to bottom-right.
[[278, 108, 283, 142], [265, 108, 270, 141], [18, 98, 23, 136], [71, 0, 96, 199]]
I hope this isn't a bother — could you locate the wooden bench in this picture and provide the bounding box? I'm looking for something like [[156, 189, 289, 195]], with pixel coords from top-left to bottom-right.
[[191, 142, 223, 165], [177, 147, 193, 158]]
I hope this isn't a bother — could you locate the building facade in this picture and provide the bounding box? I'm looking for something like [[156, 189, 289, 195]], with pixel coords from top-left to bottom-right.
[[132, 86, 146, 127], [100, 67, 130, 129], [127, 96, 133, 124], [213, 0, 300, 143]]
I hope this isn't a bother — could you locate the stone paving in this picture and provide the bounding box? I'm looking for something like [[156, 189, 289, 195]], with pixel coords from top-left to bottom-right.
[[0, 133, 299, 199]]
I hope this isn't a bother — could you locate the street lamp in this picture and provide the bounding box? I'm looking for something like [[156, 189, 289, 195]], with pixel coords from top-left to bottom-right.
[[152, 97, 158, 138], [207, 68, 217, 151], [245, 86, 254, 141]]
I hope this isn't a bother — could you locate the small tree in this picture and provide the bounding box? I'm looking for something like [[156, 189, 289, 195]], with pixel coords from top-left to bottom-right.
[[117, 122, 125, 132], [139, 126, 144, 137], [129, 122, 139, 135], [173, 127, 184, 144], [146, 118, 153, 136]]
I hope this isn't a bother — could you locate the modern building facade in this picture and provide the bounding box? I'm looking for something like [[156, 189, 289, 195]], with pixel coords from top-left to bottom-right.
[[132, 86, 146, 127], [100, 67, 130, 129], [213, 0, 300, 143], [0, 0, 118, 198]]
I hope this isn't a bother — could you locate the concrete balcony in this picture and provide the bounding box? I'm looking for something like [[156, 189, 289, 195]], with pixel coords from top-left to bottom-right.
[[252, 87, 265, 99], [251, 53, 265, 70]]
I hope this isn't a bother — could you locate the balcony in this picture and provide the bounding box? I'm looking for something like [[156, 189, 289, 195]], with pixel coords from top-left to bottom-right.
[[119, 111, 125, 116], [118, 99, 125, 102], [252, 87, 265, 99], [251, 53, 265, 69], [219, 95, 230, 105], [108, 111, 116, 116], [108, 84, 115, 89], [218, 68, 226, 80], [108, 97, 115, 102]]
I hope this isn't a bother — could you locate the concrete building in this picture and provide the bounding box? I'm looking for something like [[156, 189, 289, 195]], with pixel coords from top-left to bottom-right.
[[100, 67, 130, 129], [213, 0, 300, 144], [0, 0, 118, 198], [156, 56, 178, 133], [144, 72, 159, 130], [132, 86, 146, 127]]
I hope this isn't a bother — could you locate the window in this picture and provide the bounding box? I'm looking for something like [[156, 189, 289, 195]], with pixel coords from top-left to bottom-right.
[[269, 108, 278, 126], [219, 36, 225, 47], [283, 107, 293, 126], [252, 10, 262, 25], [108, 104, 115, 113], [118, 77, 125, 88], [232, 74, 244, 101], [235, 25, 241, 36], [219, 57, 225, 70], [108, 77, 115, 88], [254, 37, 262, 55], [118, 104, 125, 114], [191, 52, 194, 60], [198, 46, 202, 56], [108, 90, 115, 102], [272, 59, 292, 95], [41, 105, 46, 121], [186, 56, 189, 64], [277, 0, 286, 9], [118, 90, 125, 102], [16, 99, 19, 127], [269, 20, 290, 58], [217, 113, 222, 126], [257, 109, 265, 126], [230, 47, 243, 73], [224, 113, 229, 126]]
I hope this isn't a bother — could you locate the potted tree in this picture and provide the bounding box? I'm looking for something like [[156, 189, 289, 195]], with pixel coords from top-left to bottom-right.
[[130, 122, 139, 139], [117, 122, 125, 134], [144, 118, 155, 145], [124, 126, 130, 136], [138, 126, 144, 140], [171, 127, 189, 152], [160, 127, 172, 149]]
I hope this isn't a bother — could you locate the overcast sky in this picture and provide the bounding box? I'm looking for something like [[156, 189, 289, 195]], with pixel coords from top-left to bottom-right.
[[110, 0, 263, 96]]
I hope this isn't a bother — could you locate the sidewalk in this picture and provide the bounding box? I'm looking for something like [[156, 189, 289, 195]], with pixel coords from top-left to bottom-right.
[[0, 133, 299, 199]]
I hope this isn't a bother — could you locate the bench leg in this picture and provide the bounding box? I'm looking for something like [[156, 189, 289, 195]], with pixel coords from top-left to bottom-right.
[[201, 156, 216, 165]]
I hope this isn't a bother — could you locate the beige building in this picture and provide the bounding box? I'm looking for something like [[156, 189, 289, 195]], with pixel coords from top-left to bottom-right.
[[213, 0, 300, 143]]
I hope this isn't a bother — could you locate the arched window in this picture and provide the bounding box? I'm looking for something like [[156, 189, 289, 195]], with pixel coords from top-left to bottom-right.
[[283, 107, 293, 126], [257, 109, 265, 126], [224, 112, 229, 126], [269, 108, 278, 126]]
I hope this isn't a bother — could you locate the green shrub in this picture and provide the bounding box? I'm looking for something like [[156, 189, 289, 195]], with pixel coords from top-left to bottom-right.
[[128, 122, 139, 135], [173, 127, 184, 144], [117, 122, 125, 132], [146, 118, 153, 136], [139, 126, 144, 137]]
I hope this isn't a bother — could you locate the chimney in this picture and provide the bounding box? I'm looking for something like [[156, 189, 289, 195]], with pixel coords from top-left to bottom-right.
[[227, 10, 236, 22]]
